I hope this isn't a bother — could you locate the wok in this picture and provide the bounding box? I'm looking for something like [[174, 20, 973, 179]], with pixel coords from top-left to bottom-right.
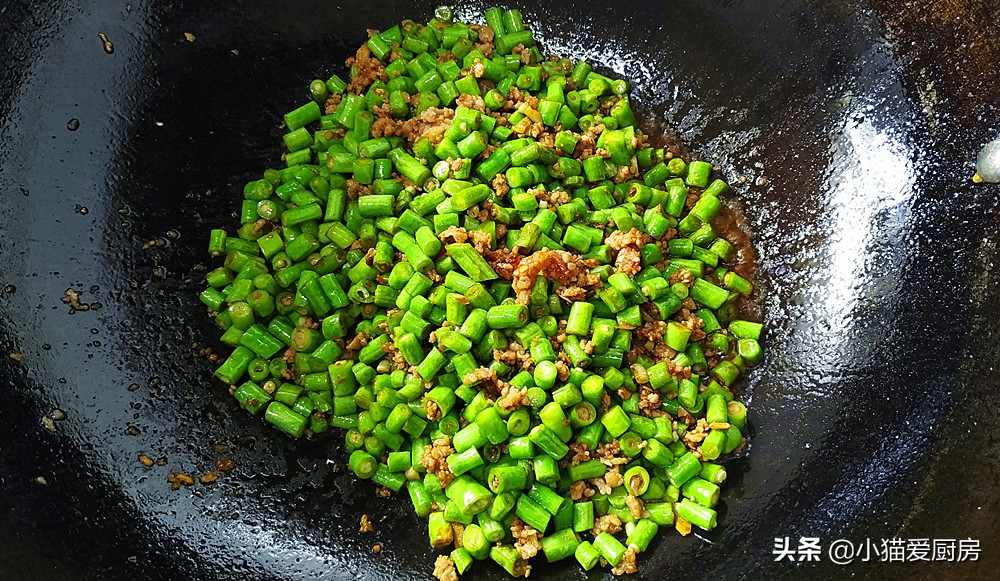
[[1, 0, 999, 579]]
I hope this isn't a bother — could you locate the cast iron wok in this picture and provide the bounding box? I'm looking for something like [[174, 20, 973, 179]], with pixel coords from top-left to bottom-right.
[[2, 0, 999, 579]]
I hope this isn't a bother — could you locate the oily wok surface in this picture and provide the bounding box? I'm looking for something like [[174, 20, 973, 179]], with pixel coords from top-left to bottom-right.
[[1, 0, 999, 579]]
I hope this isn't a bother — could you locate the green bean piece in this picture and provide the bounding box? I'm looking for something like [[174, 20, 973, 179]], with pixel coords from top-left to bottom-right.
[[203, 8, 764, 578]]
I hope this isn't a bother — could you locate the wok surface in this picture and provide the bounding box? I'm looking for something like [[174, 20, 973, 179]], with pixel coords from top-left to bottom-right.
[[1, 0, 999, 579]]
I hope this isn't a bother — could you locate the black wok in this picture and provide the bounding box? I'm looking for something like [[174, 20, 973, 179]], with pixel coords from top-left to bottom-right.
[[2, 0, 999, 579]]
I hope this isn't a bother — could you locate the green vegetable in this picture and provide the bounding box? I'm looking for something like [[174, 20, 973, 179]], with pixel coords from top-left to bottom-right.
[[203, 6, 762, 578]]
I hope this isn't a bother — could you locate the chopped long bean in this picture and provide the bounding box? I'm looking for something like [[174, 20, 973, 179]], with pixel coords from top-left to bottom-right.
[[203, 7, 763, 580]]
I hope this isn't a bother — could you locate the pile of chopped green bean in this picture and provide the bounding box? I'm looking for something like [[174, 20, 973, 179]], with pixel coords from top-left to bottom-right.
[[200, 5, 762, 578]]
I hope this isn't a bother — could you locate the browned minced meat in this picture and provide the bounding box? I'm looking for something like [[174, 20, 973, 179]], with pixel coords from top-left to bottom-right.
[[569, 480, 595, 501], [439, 225, 470, 244], [568, 442, 591, 466], [493, 341, 534, 371], [575, 133, 596, 159], [506, 86, 539, 110], [498, 384, 529, 411], [685, 191, 701, 210], [629, 315, 680, 365], [676, 308, 707, 341], [467, 202, 495, 223], [611, 547, 638, 575], [433, 555, 458, 581], [635, 319, 666, 346], [438, 226, 491, 254], [615, 246, 642, 277], [511, 518, 543, 560], [468, 230, 493, 254], [514, 119, 547, 139], [626, 495, 648, 520], [668, 268, 695, 287], [605, 228, 650, 252], [600, 390, 611, 412], [612, 158, 640, 184], [591, 513, 623, 535], [532, 187, 570, 208], [493, 346, 519, 366], [323, 92, 343, 115], [604, 468, 625, 489], [606, 228, 649, 277], [421, 436, 456, 487], [555, 285, 587, 302], [589, 476, 611, 495], [345, 41, 388, 95], [425, 400, 443, 421], [485, 246, 521, 280], [359, 514, 374, 534], [469, 24, 495, 57], [595, 441, 630, 469], [511, 250, 600, 304], [670, 360, 693, 380], [676, 405, 696, 427], [683, 418, 711, 450], [456, 93, 487, 113], [466, 59, 486, 79], [346, 178, 372, 200], [491, 173, 510, 197], [554, 359, 570, 381], [370, 115, 396, 140], [383, 340, 409, 370], [372, 106, 456, 147], [452, 523, 466, 549], [464, 366, 505, 397], [637, 385, 664, 416], [472, 24, 495, 45], [537, 131, 555, 149]]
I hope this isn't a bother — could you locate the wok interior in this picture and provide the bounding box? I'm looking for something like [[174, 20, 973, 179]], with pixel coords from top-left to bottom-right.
[[1, 0, 996, 578]]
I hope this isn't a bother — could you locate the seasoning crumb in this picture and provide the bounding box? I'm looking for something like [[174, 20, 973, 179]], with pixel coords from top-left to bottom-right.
[[50, 408, 67, 421], [167, 472, 195, 490], [138, 454, 154, 467], [35, 476, 48, 486], [183, 32, 197, 42], [199, 471, 219, 485], [98, 33, 114, 54], [155, 456, 168, 466], [61, 288, 91, 312], [675, 515, 692, 536], [372, 544, 381, 553], [41, 416, 57, 433], [215, 458, 236, 472], [8, 352, 23, 362], [360, 514, 374, 533], [433, 554, 457, 581]]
